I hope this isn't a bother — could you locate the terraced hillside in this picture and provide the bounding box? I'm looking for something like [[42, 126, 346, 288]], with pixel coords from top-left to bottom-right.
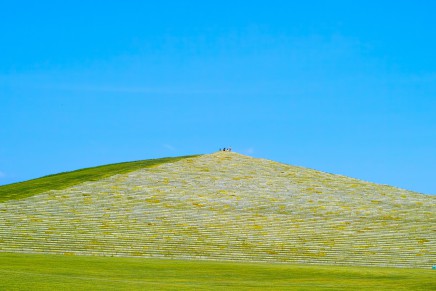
[[0, 152, 434, 268]]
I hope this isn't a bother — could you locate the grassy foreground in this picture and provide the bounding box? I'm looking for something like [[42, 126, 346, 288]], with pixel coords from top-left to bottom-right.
[[0, 253, 434, 290], [0, 155, 197, 202]]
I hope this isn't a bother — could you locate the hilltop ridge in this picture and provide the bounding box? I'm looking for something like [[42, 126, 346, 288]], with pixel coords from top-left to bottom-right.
[[0, 152, 434, 268]]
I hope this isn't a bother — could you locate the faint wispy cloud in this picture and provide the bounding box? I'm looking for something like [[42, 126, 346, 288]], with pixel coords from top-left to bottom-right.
[[36, 83, 226, 95], [0, 171, 5, 178], [163, 144, 176, 151], [244, 148, 255, 155]]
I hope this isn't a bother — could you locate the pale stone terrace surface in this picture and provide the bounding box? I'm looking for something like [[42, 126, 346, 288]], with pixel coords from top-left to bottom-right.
[[1, 152, 435, 268]]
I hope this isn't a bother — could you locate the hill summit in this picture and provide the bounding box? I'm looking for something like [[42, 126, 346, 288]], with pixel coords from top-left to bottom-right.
[[0, 152, 434, 268]]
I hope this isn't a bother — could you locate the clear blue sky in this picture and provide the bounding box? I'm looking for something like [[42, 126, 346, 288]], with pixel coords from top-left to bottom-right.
[[1, 1, 435, 194]]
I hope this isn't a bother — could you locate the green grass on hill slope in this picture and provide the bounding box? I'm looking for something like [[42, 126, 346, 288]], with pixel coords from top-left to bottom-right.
[[0, 155, 198, 202], [1, 253, 434, 290]]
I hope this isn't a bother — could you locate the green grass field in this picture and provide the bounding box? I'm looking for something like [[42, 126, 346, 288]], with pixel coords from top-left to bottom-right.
[[0, 253, 434, 290], [0, 155, 197, 202]]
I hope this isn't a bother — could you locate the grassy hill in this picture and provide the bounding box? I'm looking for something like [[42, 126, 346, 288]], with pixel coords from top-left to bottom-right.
[[0, 155, 197, 202], [0, 152, 434, 269]]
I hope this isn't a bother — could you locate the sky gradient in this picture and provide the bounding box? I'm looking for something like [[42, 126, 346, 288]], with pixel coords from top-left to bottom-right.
[[1, 1, 435, 194]]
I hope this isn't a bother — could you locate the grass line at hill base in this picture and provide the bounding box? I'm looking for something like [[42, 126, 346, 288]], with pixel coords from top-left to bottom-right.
[[0, 155, 198, 202], [0, 253, 434, 290]]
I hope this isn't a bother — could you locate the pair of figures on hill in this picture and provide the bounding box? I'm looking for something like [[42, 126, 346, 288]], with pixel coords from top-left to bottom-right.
[[220, 147, 232, 152]]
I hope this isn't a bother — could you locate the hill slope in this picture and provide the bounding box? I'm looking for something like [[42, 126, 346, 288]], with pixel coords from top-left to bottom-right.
[[0, 155, 197, 202], [0, 152, 434, 268]]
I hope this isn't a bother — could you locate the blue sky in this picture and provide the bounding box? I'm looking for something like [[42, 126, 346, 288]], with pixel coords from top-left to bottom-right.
[[1, 1, 435, 194]]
